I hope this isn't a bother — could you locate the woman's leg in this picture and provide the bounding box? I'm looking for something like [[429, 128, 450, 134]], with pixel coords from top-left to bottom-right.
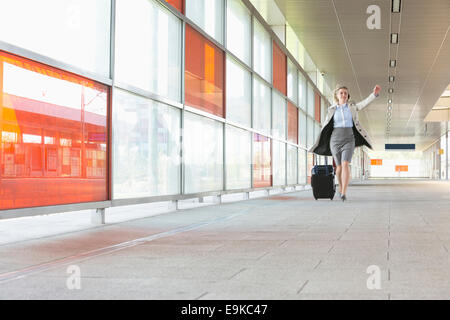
[[341, 161, 350, 195], [335, 165, 342, 193]]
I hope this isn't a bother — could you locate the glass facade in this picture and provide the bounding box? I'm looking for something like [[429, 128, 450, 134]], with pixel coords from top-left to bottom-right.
[[115, 0, 182, 102], [0, 0, 328, 213], [226, 56, 251, 127], [0, 51, 108, 210], [185, 25, 224, 117], [226, 0, 251, 66], [112, 89, 180, 199], [0, 0, 111, 77]]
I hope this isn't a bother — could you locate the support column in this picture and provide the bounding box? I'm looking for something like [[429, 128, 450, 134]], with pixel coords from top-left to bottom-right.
[[91, 208, 106, 225]]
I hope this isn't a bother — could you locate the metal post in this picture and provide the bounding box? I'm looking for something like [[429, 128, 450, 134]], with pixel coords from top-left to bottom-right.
[[91, 208, 106, 225]]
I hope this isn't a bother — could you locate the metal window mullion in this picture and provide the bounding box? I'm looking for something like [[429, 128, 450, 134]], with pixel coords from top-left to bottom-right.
[[109, 0, 117, 202], [181, 19, 186, 195]]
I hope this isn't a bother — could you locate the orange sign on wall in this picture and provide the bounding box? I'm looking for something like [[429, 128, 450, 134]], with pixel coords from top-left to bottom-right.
[[395, 165, 408, 172], [371, 159, 383, 165]]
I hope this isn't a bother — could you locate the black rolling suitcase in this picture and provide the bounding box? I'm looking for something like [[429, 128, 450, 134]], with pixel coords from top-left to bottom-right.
[[311, 158, 336, 200]]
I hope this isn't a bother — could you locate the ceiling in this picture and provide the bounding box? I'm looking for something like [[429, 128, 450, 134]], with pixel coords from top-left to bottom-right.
[[274, 0, 450, 151]]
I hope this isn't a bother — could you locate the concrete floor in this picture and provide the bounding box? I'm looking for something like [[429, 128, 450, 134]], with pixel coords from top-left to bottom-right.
[[1, 179, 450, 300]]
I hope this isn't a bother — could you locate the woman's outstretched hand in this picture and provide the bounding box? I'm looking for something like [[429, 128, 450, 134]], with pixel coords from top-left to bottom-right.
[[373, 85, 381, 95]]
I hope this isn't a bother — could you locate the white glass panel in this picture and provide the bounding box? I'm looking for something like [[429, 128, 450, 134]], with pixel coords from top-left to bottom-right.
[[115, 0, 181, 102], [226, 0, 251, 66], [226, 125, 251, 189], [272, 140, 286, 186], [287, 145, 297, 184], [0, 0, 110, 77], [298, 71, 306, 111], [307, 117, 314, 149], [186, 0, 224, 44], [253, 19, 271, 83], [226, 56, 251, 127], [272, 91, 286, 140], [253, 76, 271, 135], [287, 59, 298, 104], [113, 89, 181, 199], [298, 110, 307, 148], [184, 112, 223, 193], [307, 81, 315, 117], [298, 148, 307, 184]]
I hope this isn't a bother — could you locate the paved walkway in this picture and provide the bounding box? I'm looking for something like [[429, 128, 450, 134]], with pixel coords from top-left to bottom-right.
[[1, 179, 450, 300]]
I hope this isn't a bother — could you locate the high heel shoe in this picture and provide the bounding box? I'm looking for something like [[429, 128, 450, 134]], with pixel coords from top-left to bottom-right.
[[341, 194, 347, 202]]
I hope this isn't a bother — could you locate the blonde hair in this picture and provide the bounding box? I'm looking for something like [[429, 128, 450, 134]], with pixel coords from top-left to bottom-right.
[[333, 85, 350, 104]]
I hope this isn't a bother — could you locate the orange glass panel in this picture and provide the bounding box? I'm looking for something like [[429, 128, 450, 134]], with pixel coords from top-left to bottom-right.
[[371, 159, 383, 165], [395, 165, 408, 172], [273, 41, 286, 95], [185, 25, 224, 117], [287, 102, 298, 144], [165, 0, 183, 13], [314, 91, 321, 122], [253, 134, 271, 188], [0, 50, 108, 210]]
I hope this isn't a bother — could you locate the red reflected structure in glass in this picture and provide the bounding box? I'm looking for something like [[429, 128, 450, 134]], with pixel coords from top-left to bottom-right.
[[287, 102, 298, 144], [165, 0, 183, 14], [307, 152, 314, 185], [0, 51, 108, 210], [272, 40, 287, 95], [315, 91, 321, 122], [253, 133, 272, 188], [185, 25, 225, 118]]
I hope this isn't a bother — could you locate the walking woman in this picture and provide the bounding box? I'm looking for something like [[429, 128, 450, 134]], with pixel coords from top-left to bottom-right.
[[309, 85, 381, 201]]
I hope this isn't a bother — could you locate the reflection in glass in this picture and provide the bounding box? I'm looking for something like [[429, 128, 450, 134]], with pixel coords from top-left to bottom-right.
[[253, 133, 271, 188], [112, 89, 180, 199], [185, 0, 224, 43], [273, 41, 287, 95], [185, 25, 224, 117], [272, 91, 286, 140], [0, 51, 108, 210], [287, 102, 298, 144]]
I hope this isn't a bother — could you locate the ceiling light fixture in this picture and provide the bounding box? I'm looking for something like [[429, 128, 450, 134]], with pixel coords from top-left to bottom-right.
[[392, 0, 401, 13], [388, 105, 393, 111], [391, 33, 399, 44], [389, 76, 395, 82], [389, 60, 397, 67], [388, 88, 394, 93], [388, 99, 392, 104]]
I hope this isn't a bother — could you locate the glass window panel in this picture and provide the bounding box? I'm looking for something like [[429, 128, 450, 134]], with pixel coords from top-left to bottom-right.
[[287, 145, 297, 185], [253, 19, 271, 83], [315, 91, 321, 122], [287, 59, 298, 104], [184, 112, 223, 193], [225, 125, 251, 189], [307, 81, 315, 117], [298, 71, 306, 111], [115, 0, 181, 102], [0, 51, 108, 210], [112, 89, 180, 199], [226, 0, 251, 66], [272, 91, 286, 140], [272, 140, 286, 186], [165, 0, 183, 13], [298, 109, 307, 148], [185, 0, 224, 44], [226, 56, 251, 127], [307, 117, 314, 149], [252, 76, 271, 135], [185, 25, 224, 117], [287, 102, 298, 144], [253, 133, 271, 188], [0, 0, 111, 77], [307, 152, 314, 184], [273, 41, 287, 95], [298, 148, 306, 184]]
